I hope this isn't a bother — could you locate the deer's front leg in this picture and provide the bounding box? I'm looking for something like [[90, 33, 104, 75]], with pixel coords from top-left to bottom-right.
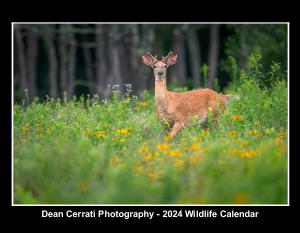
[[168, 122, 184, 140]]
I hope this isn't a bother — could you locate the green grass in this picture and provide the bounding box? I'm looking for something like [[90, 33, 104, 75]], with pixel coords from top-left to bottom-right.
[[13, 55, 288, 204]]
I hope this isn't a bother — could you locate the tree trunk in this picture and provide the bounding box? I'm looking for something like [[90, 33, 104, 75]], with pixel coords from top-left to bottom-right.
[[26, 26, 38, 99], [58, 25, 77, 99], [171, 24, 187, 86], [129, 24, 139, 93], [208, 24, 220, 89], [143, 25, 155, 90], [14, 26, 29, 94], [187, 26, 202, 88], [83, 45, 94, 90], [95, 24, 108, 96], [119, 25, 134, 87], [107, 24, 123, 92], [133, 24, 155, 92], [58, 25, 68, 96], [14, 45, 20, 88], [67, 37, 76, 99], [43, 27, 58, 97]]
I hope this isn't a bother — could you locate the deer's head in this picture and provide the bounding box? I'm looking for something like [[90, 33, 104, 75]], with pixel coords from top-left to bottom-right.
[[142, 51, 178, 80]]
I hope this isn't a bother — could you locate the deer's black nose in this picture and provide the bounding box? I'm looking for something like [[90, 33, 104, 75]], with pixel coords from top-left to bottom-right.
[[158, 71, 163, 75]]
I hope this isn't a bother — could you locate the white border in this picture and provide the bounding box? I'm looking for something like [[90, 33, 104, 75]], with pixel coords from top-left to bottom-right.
[[11, 22, 289, 206]]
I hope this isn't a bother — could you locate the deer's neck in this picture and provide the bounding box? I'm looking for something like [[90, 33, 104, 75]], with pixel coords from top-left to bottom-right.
[[155, 76, 168, 109]]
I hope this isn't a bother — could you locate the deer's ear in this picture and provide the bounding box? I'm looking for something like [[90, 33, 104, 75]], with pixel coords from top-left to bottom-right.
[[164, 52, 178, 66], [142, 54, 155, 66]]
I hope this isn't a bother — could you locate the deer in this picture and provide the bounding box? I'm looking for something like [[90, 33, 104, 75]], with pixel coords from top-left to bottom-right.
[[142, 51, 238, 141]]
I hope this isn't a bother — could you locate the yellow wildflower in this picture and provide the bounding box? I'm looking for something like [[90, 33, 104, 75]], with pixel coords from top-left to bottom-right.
[[232, 115, 244, 121], [144, 152, 157, 161], [235, 138, 241, 142], [228, 148, 242, 156], [95, 130, 106, 138], [191, 115, 200, 122], [119, 138, 125, 143], [111, 137, 116, 141], [249, 129, 260, 137], [82, 129, 90, 136], [229, 130, 238, 136], [276, 131, 287, 139], [240, 150, 257, 158], [139, 101, 149, 107], [144, 153, 152, 161], [189, 143, 201, 151], [201, 130, 209, 136], [164, 149, 181, 156], [139, 145, 149, 153], [240, 141, 249, 147], [154, 156, 163, 161], [117, 128, 131, 135], [22, 122, 30, 134], [148, 151, 158, 158], [192, 137, 203, 142], [134, 107, 140, 111], [164, 135, 173, 142], [117, 129, 126, 134], [157, 144, 171, 150]]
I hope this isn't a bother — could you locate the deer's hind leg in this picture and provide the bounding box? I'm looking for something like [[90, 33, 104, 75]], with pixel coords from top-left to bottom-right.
[[168, 122, 184, 140], [199, 113, 208, 129]]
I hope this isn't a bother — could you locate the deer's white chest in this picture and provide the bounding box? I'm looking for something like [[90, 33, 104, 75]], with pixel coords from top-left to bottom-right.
[[156, 97, 175, 122]]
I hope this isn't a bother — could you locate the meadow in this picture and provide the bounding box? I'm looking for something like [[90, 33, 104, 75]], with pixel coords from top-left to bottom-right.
[[13, 54, 288, 204]]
